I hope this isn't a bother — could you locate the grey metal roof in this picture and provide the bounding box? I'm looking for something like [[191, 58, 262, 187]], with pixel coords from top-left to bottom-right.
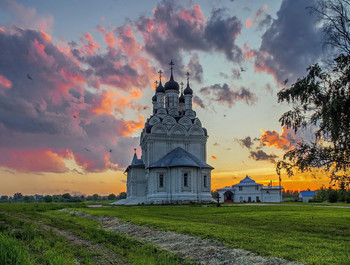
[[148, 147, 213, 169], [233, 176, 263, 187], [125, 153, 145, 172]]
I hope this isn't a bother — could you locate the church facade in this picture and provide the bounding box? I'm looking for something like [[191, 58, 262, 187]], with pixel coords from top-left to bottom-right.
[[114, 61, 214, 205]]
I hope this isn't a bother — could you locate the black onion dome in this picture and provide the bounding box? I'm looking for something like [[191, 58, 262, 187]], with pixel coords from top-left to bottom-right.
[[152, 94, 157, 102], [184, 80, 193, 95], [156, 81, 165, 93], [179, 93, 185, 103], [164, 73, 180, 91]]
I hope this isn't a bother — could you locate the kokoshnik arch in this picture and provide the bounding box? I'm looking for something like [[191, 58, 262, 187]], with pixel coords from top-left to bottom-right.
[[114, 60, 214, 205]]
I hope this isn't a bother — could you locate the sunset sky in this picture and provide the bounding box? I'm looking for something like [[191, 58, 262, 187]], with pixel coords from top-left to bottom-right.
[[0, 0, 332, 196]]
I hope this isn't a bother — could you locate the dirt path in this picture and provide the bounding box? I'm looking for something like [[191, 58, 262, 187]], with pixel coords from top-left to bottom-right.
[[64, 210, 302, 265], [5, 213, 127, 265]]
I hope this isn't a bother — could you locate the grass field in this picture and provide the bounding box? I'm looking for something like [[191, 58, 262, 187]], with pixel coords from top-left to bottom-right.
[[0, 203, 194, 265], [77, 204, 350, 265], [0, 203, 349, 264]]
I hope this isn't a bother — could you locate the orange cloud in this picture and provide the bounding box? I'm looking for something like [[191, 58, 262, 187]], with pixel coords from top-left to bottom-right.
[[261, 126, 297, 150], [0, 149, 69, 173], [246, 17, 254, 28], [243, 45, 255, 59], [118, 116, 145, 137], [211, 156, 217, 160], [0, 75, 12, 89], [92, 90, 117, 115], [254, 56, 283, 86], [92, 89, 144, 116]]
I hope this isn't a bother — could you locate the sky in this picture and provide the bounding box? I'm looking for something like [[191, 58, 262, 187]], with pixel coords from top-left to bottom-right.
[[0, 0, 332, 196]]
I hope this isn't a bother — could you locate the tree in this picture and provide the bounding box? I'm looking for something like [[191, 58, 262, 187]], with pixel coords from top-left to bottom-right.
[[276, 0, 350, 187], [108, 194, 116, 200], [92, 194, 99, 201], [44, 195, 53, 203], [118, 192, 127, 200], [13, 192, 23, 202]]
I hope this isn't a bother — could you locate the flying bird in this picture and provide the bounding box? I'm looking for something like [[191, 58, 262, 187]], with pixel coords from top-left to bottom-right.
[[240, 67, 245, 72], [27, 74, 33, 80], [72, 115, 77, 118], [84, 147, 91, 152], [34, 107, 40, 113], [109, 149, 112, 153], [283, 79, 289, 85], [224, 114, 227, 117]]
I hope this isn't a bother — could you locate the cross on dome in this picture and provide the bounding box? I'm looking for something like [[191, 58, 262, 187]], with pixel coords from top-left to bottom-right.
[[158, 70, 163, 82], [186, 71, 190, 81]]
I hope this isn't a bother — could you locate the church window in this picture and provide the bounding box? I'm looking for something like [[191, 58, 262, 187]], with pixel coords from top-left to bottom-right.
[[256, 186, 259, 190], [239, 186, 242, 191], [203, 175, 207, 188], [184, 173, 188, 187], [159, 174, 164, 188]]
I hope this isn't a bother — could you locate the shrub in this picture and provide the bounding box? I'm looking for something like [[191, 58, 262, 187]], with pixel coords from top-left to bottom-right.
[[329, 190, 339, 203]]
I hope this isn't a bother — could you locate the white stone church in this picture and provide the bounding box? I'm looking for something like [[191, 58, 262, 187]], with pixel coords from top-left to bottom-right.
[[114, 61, 214, 205]]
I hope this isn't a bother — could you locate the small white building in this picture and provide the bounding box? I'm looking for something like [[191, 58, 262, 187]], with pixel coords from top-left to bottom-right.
[[217, 176, 283, 203], [299, 191, 317, 202]]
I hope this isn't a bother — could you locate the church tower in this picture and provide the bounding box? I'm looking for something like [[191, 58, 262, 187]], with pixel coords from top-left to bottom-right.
[[115, 60, 214, 205]]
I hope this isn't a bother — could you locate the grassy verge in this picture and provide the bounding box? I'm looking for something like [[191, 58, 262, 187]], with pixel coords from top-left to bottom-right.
[[76, 205, 350, 264]]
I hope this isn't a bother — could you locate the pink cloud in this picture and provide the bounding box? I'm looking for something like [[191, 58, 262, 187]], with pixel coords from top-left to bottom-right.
[[0, 149, 69, 173], [79, 32, 100, 55], [0, 75, 12, 95]]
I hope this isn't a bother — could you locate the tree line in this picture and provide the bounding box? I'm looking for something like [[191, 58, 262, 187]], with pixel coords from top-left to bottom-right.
[[0, 192, 126, 203]]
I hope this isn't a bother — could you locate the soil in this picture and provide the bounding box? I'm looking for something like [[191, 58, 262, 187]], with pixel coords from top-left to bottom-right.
[[63, 209, 303, 265]]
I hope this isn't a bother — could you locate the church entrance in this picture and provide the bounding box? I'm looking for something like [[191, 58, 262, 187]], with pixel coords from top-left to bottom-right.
[[224, 191, 234, 203]]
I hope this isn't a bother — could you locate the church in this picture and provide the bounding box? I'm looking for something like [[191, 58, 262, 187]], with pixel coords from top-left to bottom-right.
[[114, 61, 214, 205]]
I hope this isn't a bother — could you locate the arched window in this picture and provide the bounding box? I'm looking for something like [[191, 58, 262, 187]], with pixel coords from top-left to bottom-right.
[[183, 173, 188, 187]]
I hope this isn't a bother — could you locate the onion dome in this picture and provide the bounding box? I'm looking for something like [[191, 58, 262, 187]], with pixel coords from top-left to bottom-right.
[[179, 93, 185, 103], [184, 80, 193, 95], [156, 81, 165, 93], [152, 94, 157, 102], [164, 73, 180, 91]]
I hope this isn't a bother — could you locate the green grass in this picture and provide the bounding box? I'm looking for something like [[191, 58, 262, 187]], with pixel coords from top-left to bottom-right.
[[0, 212, 95, 264], [0, 203, 195, 264], [75, 205, 350, 265]]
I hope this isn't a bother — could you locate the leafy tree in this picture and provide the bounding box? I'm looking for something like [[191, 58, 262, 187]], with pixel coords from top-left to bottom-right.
[[277, 0, 350, 186], [23, 195, 35, 203], [62, 193, 72, 202], [13, 193, 23, 202], [329, 190, 339, 202], [44, 195, 53, 203], [118, 192, 127, 199], [108, 194, 116, 200], [92, 194, 99, 201]]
